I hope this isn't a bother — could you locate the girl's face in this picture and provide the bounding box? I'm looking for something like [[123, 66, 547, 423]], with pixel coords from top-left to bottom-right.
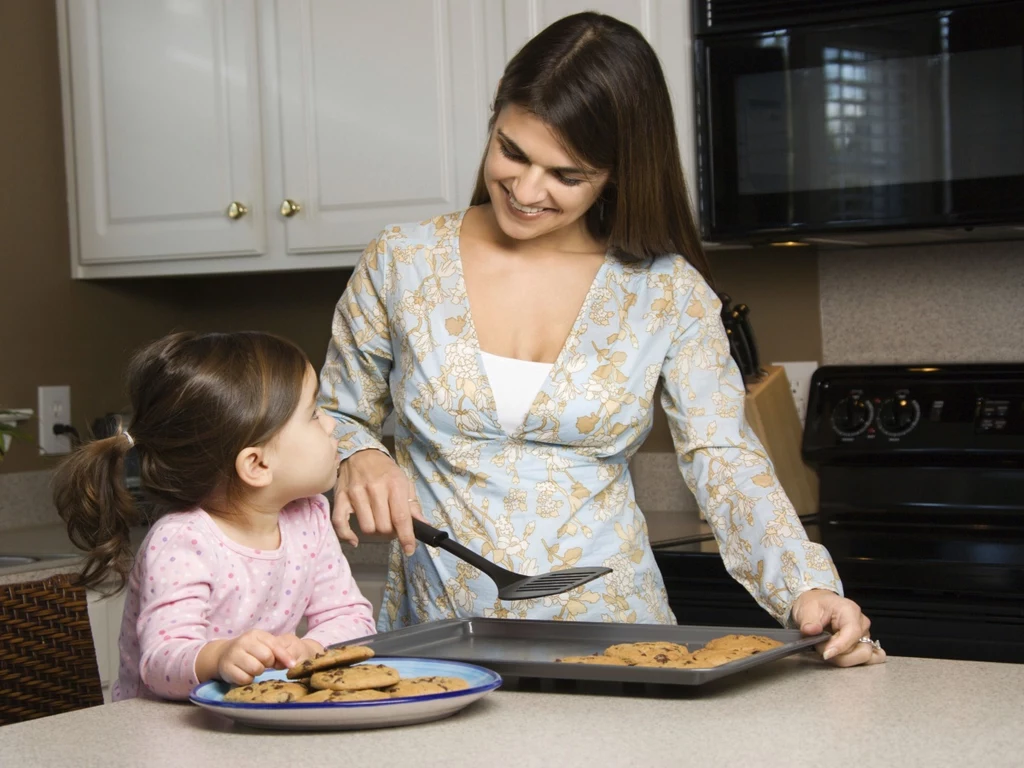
[[262, 365, 340, 501], [483, 104, 609, 248]]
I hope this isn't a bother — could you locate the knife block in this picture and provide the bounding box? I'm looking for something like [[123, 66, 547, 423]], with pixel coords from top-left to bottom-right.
[[700, 365, 818, 518]]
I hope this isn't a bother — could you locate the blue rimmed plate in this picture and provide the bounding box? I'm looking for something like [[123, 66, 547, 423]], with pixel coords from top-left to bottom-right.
[[189, 657, 502, 731]]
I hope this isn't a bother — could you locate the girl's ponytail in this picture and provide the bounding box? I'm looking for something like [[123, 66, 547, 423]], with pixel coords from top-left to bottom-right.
[[53, 432, 139, 592]]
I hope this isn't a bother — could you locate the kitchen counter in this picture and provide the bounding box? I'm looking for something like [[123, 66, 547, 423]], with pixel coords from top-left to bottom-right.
[[1, 655, 1021, 767]]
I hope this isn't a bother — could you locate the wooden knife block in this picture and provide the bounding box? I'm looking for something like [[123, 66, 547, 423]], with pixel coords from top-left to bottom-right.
[[701, 365, 818, 518]]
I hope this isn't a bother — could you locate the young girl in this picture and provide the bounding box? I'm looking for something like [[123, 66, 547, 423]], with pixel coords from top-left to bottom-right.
[[53, 331, 375, 701]]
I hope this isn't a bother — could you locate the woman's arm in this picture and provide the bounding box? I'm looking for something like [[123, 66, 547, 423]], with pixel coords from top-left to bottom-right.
[[659, 266, 842, 626]]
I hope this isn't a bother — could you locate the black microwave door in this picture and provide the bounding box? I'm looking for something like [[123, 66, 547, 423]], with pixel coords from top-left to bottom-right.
[[698, 3, 1024, 241]]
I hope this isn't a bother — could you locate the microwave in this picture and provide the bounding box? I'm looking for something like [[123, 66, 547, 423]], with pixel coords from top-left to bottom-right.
[[694, 0, 1024, 246]]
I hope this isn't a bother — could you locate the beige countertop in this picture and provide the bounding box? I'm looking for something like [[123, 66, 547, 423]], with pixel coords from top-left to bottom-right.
[[0, 522, 389, 585], [0, 655, 1021, 767]]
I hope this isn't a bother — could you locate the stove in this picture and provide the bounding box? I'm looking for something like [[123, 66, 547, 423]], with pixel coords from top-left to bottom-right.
[[655, 364, 1024, 663]]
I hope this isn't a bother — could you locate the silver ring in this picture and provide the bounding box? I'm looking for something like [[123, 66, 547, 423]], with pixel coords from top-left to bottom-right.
[[858, 636, 882, 652]]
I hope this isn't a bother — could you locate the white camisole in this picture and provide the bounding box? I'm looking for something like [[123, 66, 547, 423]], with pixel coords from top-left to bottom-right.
[[479, 351, 554, 435]]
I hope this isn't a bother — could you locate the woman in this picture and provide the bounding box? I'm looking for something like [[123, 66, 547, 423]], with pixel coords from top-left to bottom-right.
[[319, 12, 884, 666]]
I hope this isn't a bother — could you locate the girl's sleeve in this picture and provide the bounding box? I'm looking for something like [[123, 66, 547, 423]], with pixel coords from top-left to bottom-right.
[[134, 535, 215, 700], [659, 268, 843, 625], [301, 496, 377, 646]]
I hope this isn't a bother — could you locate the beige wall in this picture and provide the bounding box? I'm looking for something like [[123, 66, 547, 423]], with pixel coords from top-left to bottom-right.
[[0, 1, 823, 472]]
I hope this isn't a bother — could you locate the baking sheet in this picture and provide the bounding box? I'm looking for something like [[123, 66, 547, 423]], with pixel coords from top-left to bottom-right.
[[355, 618, 827, 686]]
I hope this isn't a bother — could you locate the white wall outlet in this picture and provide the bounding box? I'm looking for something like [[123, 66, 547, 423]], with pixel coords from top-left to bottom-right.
[[37, 385, 72, 455], [774, 361, 818, 426]]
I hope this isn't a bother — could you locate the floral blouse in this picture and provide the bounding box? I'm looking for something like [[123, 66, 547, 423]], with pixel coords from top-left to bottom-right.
[[319, 210, 841, 631]]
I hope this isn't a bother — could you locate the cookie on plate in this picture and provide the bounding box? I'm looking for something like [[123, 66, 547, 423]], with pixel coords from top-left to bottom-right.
[[299, 688, 390, 703], [310, 663, 400, 692], [555, 655, 630, 665], [604, 641, 690, 666], [702, 634, 783, 653], [224, 679, 309, 703], [286, 645, 375, 679], [386, 676, 470, 698]]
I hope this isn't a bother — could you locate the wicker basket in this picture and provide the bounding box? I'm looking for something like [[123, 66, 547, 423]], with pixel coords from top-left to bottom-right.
[[0, 574, 104, 725]]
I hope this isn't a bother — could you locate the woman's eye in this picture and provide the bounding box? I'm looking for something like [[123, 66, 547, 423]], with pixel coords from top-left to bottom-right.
[[498, 143, 526, 163], [556, 174, 583, 187]]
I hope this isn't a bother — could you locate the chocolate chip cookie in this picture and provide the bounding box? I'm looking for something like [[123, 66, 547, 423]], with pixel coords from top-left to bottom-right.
[[309, 663, 400, 692], [385, 676, 470, 698], [223, 679, 310, 703], [286, 645, 375, 679], [604, 641, 691, 666]]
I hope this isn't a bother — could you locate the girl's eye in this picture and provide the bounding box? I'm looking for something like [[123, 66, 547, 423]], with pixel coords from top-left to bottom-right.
[[498, 143, 526, 163], [311, 409, 321, 421], [556, 173, 583, 187]]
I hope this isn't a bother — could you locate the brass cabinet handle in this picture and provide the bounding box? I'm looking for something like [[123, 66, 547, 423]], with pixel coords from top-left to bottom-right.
[[226, 201, 248, 219], [280, 199, 301, 217]]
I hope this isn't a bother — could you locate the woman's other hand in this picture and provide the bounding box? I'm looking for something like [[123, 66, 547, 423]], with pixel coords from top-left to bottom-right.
[[791, 589, 887, 667], [333, 449, 424, 555]]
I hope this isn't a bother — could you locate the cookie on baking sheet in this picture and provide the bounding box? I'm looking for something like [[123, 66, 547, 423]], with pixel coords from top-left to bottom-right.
[[702, 634, 783, 653], [555, 655, 630, 666], [286, 645, 375, 679], [299, 688, 390, 703], [385, 676, 470, 698], [603, 641, 690, 666], [684, 647, 753, 668], [310, 663, 400, 691], [223, 679, 309, 703]]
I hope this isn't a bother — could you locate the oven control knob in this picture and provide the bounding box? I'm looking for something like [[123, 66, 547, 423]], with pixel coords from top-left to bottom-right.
[[831, 396, 873, 437], [877, 397, 920, 437]]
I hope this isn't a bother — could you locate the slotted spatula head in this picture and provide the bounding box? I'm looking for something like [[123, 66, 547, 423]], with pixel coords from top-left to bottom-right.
[[496, 567, 612, 600]]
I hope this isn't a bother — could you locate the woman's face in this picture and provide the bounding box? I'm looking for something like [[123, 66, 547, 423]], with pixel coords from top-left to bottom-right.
[[483, 104, 609, 247]]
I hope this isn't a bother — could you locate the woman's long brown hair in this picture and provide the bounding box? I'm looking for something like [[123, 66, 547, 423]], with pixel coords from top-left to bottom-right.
[[470, 12, 713, 287], [53, 331, 308, 592]]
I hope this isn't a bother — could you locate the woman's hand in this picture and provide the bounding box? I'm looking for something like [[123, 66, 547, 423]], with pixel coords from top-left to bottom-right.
[[791, 589, 887, 667], [333, 449, 424, 555]]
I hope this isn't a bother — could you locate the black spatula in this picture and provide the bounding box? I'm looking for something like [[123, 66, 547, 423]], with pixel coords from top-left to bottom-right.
[[412, 519, 611, 600]]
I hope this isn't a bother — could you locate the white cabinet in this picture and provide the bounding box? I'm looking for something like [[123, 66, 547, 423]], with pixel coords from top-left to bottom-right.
[[502, 1, 698, 207], [61, 0, 266, 270], [274, 0, 505, 254], [58, 0, 505, 278]]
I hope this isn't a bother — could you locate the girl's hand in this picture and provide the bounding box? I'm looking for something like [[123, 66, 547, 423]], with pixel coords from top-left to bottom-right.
[[208, 630, 298, 685], [274, 634, 325, 669], [332, 449, 425, 555], [791, 589, 887, 667]]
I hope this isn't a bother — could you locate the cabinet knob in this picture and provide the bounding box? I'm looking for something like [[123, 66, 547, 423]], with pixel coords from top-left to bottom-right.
[[226, 201, 248, 220], [280, 199, 302, 217]]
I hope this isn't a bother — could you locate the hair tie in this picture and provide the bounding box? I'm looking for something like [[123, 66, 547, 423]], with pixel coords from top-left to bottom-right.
[[122, 430, 135, 447]]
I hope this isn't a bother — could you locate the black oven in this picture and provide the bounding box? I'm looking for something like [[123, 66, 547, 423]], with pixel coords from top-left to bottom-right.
[[654, 364, 1024, 664], [694, 0, 1024, 244]]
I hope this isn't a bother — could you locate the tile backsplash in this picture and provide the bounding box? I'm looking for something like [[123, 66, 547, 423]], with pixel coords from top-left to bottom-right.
[[819, 240, 1024, 364], [0, 470, 60, 532]]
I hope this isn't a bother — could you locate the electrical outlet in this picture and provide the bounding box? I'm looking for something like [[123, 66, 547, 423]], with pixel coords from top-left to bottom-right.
[[774, 361, 818, 426], [38, 385, 72, 455]]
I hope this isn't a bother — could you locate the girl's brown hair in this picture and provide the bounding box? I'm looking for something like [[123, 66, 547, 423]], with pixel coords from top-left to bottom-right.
[[53, 331, 309, 591], [470, 12, 713, 285]]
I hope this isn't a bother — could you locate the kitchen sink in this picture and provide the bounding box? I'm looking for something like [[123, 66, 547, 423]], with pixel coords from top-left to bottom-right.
[[0, 555, 38, 567], [0, 553, 80, 568]]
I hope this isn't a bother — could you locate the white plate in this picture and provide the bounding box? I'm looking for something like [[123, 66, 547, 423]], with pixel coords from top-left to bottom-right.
[[189, 657, 502, 731]]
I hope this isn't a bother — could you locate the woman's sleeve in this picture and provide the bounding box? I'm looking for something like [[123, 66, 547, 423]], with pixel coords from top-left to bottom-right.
[[659, 269, 843, 626], [319, 233, 395, 460]]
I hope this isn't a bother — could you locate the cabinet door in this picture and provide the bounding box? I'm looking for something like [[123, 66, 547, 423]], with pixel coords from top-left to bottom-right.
[[64, 0, 265, 266], [274, 0, 505, 253], [502, 1, 697, 207]]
